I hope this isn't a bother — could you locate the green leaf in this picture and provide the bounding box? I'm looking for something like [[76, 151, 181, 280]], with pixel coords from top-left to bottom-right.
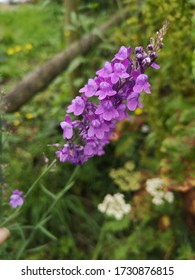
[[41, 184, 56, 200], [38, 225, 57, 241]]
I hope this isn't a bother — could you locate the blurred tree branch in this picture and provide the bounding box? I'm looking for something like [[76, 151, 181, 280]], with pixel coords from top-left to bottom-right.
[[64, 0, 81, 98], [2, 7, 130, 113]]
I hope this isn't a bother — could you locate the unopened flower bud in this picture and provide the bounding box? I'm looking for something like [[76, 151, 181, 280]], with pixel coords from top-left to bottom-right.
[[142, 57, 151, 66], [159, 43, 164, 49], [150, 52, 158, 60], [135, 46, 144, 54], [147, 44, 153, 51], [150, 37, 155, 45], [135, 53, 143, 60]]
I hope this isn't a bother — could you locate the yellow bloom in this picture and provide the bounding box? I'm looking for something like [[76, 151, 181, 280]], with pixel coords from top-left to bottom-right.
[[14, 112, 20, 117], [13, 120, 21, 126], [14, 45, 21, 52], [6, 48, 15, 56], [25, 113, 33, 119], [135, 108, 143, 115], [25, 43, 33, 51]]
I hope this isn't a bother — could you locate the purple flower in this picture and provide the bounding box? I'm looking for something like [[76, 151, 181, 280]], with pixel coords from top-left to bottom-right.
[[56, 144, 71, 162], [96, 81, 116, 100], [95, 100, 119, 121], [79, 78, 97, 97], [96, 61, 113, 78], [116, 103, 129, 120], [110, 63, 129, 84], [60, 115, 73, 139], [114, 46, 131, 61], [88, 118, 109, 139], [67, 96, 85, 116], [10, 189, 24, 208], [127, 92, 143, 111], [133, 74, 151, 94], [84, 138, 99, 156]]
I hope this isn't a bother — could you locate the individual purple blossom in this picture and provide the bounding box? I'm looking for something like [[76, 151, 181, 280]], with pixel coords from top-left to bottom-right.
[[79, 78, 97, 97], [88, 118, 109, 139], [96, 81, 116, 100], [67, 96, 86, 116], [127, 92, 143, 111], [114, 46, 131, 61], [9, 189, 24, 208], [133, 74, 151, 94], [60, 115, 73, 139], [96, 61, 113, 78], [56, 144, 71, 162], [95, 100, 119, 121], [110, 63, 129, 84], [116, 103, 129, 120]]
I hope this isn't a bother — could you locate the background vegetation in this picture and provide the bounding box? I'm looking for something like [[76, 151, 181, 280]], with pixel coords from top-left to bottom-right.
[[0, 0, 194, 259]]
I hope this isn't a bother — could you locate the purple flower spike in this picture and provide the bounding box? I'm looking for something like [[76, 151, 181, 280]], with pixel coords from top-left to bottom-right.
[[133, 74, 151, 94], [79, 78, 97, 97], [55, 38, 163, 164], [10, 189, 24, 208], [67, 96, 86, 116]]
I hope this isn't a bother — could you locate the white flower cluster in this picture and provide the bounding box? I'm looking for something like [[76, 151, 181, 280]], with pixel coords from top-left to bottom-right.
[[98, 193, 131, 220], [146, 178, 174, 206]]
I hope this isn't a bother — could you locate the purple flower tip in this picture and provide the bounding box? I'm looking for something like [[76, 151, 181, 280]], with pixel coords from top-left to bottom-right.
[[9, 189, 24, 208]]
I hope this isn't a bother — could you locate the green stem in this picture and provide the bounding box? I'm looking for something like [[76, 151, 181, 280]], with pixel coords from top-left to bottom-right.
[[92, 223, 105, 260], [25, 158, 57, 197]]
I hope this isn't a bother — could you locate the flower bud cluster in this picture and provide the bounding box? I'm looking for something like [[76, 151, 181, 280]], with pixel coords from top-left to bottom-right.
[[146, 178, 174, 206], [98, 193, 131, 220], [56, 45, 160, 165]]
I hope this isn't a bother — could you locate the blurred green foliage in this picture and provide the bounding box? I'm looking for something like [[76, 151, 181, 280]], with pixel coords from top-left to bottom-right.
[[0, 0, 195, 260]]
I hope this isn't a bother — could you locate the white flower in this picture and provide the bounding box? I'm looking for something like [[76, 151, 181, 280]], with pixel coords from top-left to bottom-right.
[[141, 124, 150, 133], [146, 177, 174, 206], [164, 191, 174, 203], [152, 196, 164, 206], [98, 193, 131, 220]]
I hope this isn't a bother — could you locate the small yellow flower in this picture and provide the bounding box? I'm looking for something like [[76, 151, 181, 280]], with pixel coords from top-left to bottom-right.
[[25, 43, 33, 51], [14, 45, 21, 52], [135, 108, 143, 115], [14, 112, 20, 117], [13, 120, 21, 126], [6, 48, 15, 56], [25, 113, 33, 119]]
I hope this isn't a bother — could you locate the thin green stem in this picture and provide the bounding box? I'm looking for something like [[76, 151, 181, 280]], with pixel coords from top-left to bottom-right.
[[0, 208, 21, 227], [25, 158, 57, 197], [92, 224, 105, 260]]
